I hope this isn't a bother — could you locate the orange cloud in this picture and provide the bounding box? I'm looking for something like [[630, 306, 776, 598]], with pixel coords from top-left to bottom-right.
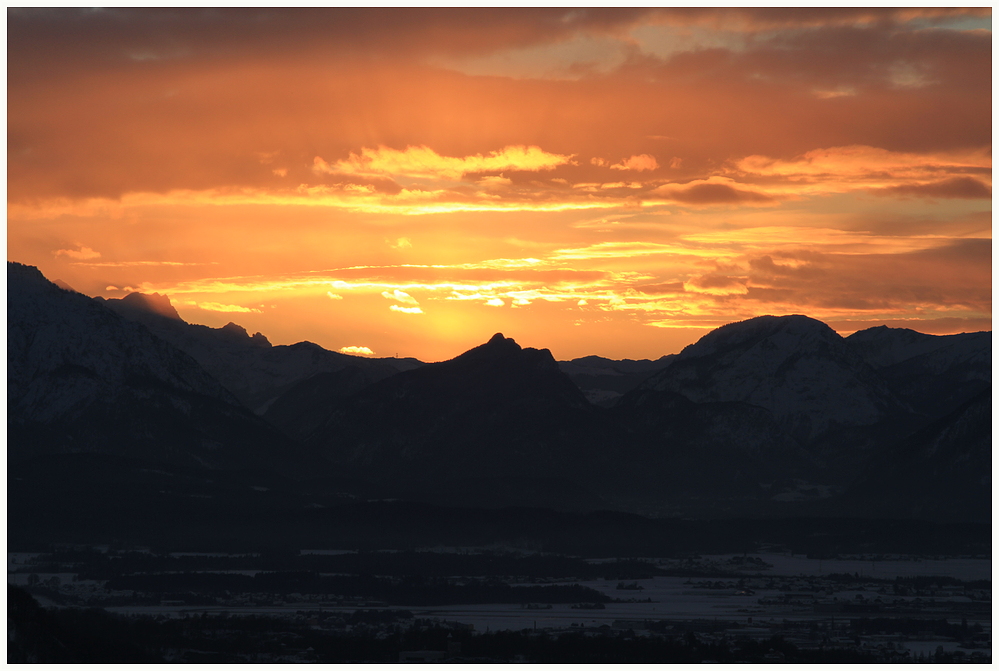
[[53, 246, 101, 260], [611, 154, 659, 171], [683, 273, 749, 296], [734, 146, 990, 186]]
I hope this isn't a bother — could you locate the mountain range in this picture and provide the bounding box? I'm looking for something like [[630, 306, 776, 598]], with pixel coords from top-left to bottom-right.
[[7, 261, 992, 540]]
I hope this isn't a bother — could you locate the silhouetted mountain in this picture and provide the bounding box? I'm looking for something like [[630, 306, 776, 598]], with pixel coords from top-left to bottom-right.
[[8, 262, 312, 475], [845, 325, 990, 418], [558, 354, 674, 406], [308, 333, 625, 499], [99, 292, 422, 413], [7, 263, 991, 525], [263, 366, 387, 441]]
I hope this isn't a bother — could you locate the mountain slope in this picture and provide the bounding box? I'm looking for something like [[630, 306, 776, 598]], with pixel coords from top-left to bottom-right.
[[635, 315, 911, 446], [8, 262, 310, 475], [308, 333, 626, 494], [844, 388, 991, 522], [98, 292, 421, 414], [845, 326, 990, 417]]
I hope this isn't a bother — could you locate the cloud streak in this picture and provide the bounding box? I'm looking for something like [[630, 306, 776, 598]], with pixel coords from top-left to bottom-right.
[[314, 145, 574, 181]]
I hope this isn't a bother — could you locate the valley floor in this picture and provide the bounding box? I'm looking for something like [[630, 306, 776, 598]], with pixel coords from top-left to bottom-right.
[[8, 550, 991, 663]]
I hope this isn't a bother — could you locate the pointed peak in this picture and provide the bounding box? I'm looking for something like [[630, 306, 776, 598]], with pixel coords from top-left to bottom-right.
[[483, 333, 521, 350], [119, 291, 183, 321], [452, 333, 522, 363]]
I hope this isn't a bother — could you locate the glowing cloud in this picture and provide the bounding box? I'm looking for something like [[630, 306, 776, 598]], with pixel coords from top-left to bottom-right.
[[389, 305, 424, 314], [54, 246, 101, 260], [195, 302, 263, 313], [381, 289, 419, 305], [339, 345, 374, 356], [611, 154, 659, 172], [314, 145, 574, 181]]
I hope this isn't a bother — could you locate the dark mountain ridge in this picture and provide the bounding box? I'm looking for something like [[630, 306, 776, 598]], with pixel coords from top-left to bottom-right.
[[306, 334, 627, 495], [557, 354, 674, 406], [845, 325, 991, 418], [97, 291, 421, 414], [7, 263, 991, 524]]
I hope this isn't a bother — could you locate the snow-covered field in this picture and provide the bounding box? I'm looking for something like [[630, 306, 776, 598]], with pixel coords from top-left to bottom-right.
[[701, 554, 991, 581]]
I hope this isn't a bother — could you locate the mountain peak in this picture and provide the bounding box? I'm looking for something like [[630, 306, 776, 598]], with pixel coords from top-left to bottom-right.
[[453, 333, 523, 362], [639, 313, 904, 443], [678, 314, 838, 360], [120, 292, 182, 321], [221, 321, 249, 336]]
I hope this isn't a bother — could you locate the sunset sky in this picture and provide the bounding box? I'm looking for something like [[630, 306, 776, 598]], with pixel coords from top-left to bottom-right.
[[8, 8, 992, 361]]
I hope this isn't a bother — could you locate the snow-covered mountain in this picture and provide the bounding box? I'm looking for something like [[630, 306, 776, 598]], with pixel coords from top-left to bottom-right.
[[8, 262, 311, 474], [635, 315, 911, 445], [99, 292, 422, 414], [845, 325, 991, 417]]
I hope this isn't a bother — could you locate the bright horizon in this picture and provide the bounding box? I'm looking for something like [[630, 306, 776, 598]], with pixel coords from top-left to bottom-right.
[[7, 8, 992, 362]]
